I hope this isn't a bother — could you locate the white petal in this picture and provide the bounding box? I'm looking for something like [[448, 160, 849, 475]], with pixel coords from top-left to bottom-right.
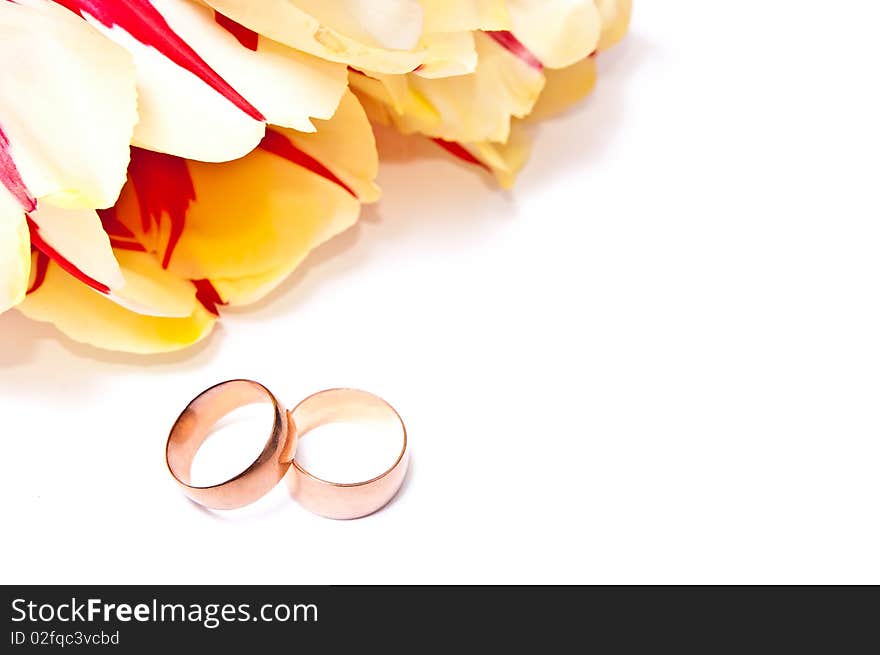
[[26, 200, 194, 316], [203, 0, 426, 74], [28, 203, 124, 291], [108, 251, 199, 318], [0, 187, 30, 312], [151, 0, 348, 134], [506, 0, 601, 69], [293, 0, 424, 51], [82, 18, 263, 163], [0, 0, 137, 209]]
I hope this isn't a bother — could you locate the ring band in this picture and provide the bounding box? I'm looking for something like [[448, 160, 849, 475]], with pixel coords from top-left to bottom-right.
[[166, 379, 296, 510], [287, 388, 409, 520]]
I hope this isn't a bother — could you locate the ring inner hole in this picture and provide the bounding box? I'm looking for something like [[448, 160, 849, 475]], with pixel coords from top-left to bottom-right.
[[294, 404, 403, 484], [189, 403, 275, 487]]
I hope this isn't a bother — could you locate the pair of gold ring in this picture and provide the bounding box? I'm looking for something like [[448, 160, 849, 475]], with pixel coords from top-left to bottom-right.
[[165, 380, 409, 519]]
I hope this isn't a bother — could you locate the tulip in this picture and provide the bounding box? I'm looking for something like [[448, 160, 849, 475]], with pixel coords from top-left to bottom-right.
[[1, 0, 630, 353], [18, 92, 379, 353], [1, 0, 371, 351]]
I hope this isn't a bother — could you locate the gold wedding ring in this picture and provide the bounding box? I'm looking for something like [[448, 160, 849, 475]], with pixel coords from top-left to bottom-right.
[[166, 380, 409, 519]]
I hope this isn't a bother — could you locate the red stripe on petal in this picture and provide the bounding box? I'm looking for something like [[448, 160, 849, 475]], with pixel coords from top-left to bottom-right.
[[485, 31, 543, 70], [109, 240, 147, 252], [214, 11, 258, 51], [98, 206, 137, 239], [192, 278, 224, 316], [27, 250, 50, 295], [53, 0, 265, 121], [431, 138, 490, 172], [0, 124, 37, 212], [99, 208, 146, 252], [26, 216, 111, 294], [127, 147, 195, 269], [259, 129, 357, 199]]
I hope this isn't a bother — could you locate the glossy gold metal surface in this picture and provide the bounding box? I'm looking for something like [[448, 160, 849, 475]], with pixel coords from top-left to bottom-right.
[[166, 379, 296, 510]]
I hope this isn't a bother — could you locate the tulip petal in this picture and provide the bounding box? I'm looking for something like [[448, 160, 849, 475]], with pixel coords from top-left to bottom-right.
[[112, 146, 356, 285], [276, 91, 380, 204], [202, 0, 425, 74], [0, 188, 31, 313], [420, 0, 510, 33], [63, 0, 263, 162], [27, 194, 207, 318], [0, 0, 136, 209], [527, 55, 598, 122], [208, 97, 379, 305], [432, 122, 532, 189], [180, 152, 362, 306], [109, 250, 201, 318], [414, 31, 478, 79], [111, 92, 376, 303], [26, 204, 124, 294], [148, 1, 349, 134], [18, 251, 215, 353], [506, 0, 601, 69], [351, 31, 544, 144], [465, 122, 532, 188], [596, 0, 632, 52], [0, 125, 36, 213], [291, 0, 424, 51]]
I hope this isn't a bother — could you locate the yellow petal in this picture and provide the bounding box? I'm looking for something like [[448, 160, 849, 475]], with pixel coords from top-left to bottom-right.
[[413, 31, 478, 79], [111, 96, 376, 304], [527, 55, 598, 122], [109, 249, 197, 318], [180, 154, 360, 299], [349, 70, 440, 123], [467, 121, 532, 189], [0, 188, 30, 313], [595, 0, 632, 52], [433, 122, 532, 189], [420, 0, 510, 32], [279, 91, 381, 203], [203, 0, 426, 74], [0, 0, 136, 209], [506, 0, 601, 69], [357, 32, 545, 144], [209, 94, 379, 304], [18, 251, 215, 354]]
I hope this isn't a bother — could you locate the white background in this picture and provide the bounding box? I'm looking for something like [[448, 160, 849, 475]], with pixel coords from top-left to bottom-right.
[[1, 1, 878, 584]]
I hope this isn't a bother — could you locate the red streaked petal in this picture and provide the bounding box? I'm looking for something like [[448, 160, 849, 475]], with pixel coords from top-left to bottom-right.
[[98, 207, 147, 253], [213, 10, 257, 51], [0, 124, 37, 212], [26, 216, 111, 294], [259, 129, 357, 198], [98, 206, 138, 240], [53, 0, 264, 121], [109, 240, 147, 252], [27, 250, 50, 295], [485, 30, 543, 70], [192, 278, 225, 316], [127, 146, 195, 269], [431, 138, 490, 172]]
